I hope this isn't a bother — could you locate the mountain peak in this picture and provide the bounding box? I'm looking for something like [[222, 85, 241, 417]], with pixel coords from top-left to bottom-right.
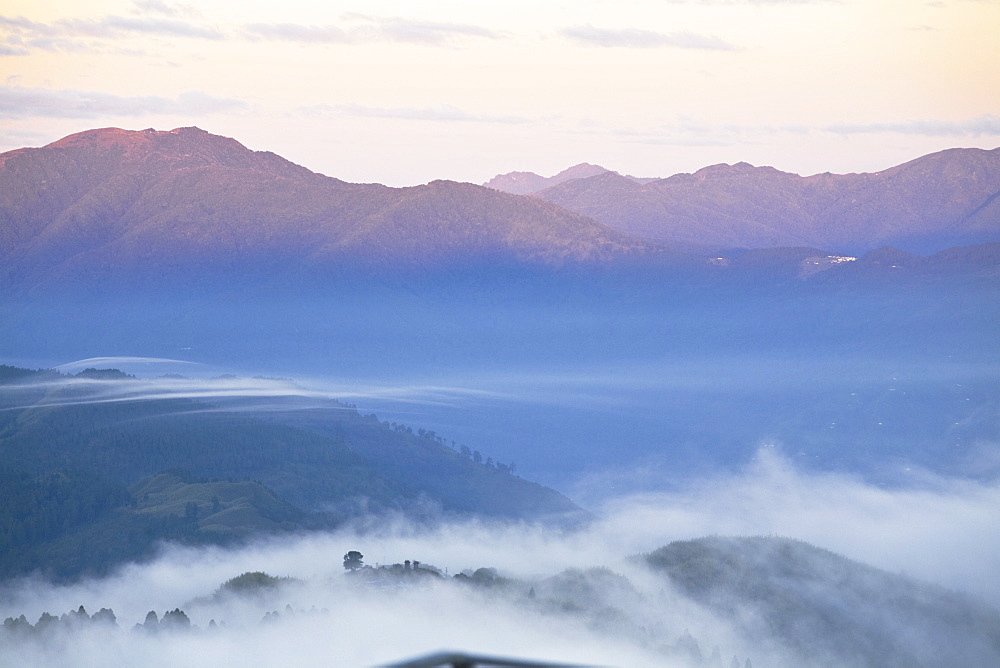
[[0, 127, 648, 289], [46, 126, 218, 156], [39, 126, 313, 178], [692, 161, 785, 180], [484, 163, 612, 195], [48, 125, 205, 146], [552, 162, 609, 181]]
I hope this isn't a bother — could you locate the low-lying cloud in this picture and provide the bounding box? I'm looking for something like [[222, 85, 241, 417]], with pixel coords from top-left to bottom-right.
[[0, 358, 506, 414], [1, 450, 997, 666]]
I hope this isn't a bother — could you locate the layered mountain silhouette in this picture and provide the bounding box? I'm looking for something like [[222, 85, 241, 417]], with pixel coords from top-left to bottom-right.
[[2, 126, 998, 293], [526, 149, 1000, 253], [0, 127, 643, 289]]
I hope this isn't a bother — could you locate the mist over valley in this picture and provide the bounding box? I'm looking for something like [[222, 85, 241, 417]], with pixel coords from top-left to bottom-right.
[[1, 127, 998, 666]]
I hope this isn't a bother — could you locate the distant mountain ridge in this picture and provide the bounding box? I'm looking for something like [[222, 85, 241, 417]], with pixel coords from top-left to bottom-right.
[[2, 127, 998, 293], [528, 148, 1000, 253], [0, 127, 645, 290], [483, 163, 657, 195]]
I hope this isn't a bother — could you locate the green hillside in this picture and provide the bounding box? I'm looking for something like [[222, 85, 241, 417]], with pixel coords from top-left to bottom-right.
[[0, 366, 582, 581]]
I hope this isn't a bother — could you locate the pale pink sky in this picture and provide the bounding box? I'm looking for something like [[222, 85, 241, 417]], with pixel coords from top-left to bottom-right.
[[1, 0, 998, 185]]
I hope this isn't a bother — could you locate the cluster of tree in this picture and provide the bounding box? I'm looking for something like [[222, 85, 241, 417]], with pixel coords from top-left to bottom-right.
[[343, 550, 364, 571], [134, 609, 191, 633], [342, 551, 444, 581], [455, 444, 516, 474], [0, 605, 214, 643], [261, 604, 330, 624], [73, 368, 136, 380], [2, 605, 117, 638], [389, 424, 517, 475], [0, 472, 263, 581], [216, 571, 296, 597], [0, 468, 132, 565]]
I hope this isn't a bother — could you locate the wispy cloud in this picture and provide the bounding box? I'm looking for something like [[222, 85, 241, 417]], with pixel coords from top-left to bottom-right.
[[58, 16, 224, 41], [305, 102, 528, 125], [560, 24, 737, 50], [0, 367, 506, 414], [244, 15, 502, 47], [130, 0, 199, 19], [0, 16, 59, 35], [0, 85, 247, 119], [825, 114, 1000, 136], [0, 13, 223, 54], [54, 356, 202, 373], [357, 14, 502, 44], [243, 22, 351, 44], [0, 10, 499, 56]]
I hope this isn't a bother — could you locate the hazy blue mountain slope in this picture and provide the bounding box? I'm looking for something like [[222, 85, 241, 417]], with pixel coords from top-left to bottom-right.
[[0, 470, 303, 581], [647, 536, 1000, 667], [0, 368, 583, 581], [257, 406, 584, 521]]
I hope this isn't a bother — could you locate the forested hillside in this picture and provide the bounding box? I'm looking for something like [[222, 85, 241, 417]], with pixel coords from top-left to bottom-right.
[[0, 366, 582, 581]]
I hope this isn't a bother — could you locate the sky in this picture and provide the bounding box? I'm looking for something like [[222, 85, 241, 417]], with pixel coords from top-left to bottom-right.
[[1, 0, 998, 186]]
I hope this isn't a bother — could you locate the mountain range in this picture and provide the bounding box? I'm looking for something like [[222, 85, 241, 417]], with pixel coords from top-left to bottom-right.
[[1, 127, 998, 494], [0, 127, 641, 292], [487, 149, 1000, 254], [1, 127, 998, 294]]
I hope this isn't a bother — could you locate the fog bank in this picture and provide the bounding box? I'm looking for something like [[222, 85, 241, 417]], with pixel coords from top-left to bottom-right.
[[2, 452, 997, 666]]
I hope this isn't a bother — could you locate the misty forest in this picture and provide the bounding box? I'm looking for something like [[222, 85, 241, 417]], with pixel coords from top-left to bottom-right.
[[1, 127, 999, 667]]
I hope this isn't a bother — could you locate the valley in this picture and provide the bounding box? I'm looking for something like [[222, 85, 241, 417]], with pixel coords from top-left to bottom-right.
[[1, 126, 998, 667]]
